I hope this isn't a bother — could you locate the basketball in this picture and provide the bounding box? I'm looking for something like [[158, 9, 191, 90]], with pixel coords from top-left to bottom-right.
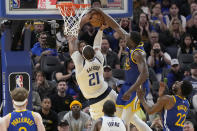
[[89, 13, 104, 27]]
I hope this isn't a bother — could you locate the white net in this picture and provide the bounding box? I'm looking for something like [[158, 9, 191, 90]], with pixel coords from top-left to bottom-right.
[[57, 3, 90, 37]]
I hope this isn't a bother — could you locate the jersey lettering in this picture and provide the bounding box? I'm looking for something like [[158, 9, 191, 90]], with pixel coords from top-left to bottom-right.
[[107, 122, 120, 127]]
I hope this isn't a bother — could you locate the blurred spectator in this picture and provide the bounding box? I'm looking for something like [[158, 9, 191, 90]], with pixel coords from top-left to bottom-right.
[[55, 57, 75, 82], [56, 23, 68, 52], [148, 42, 171, 81], [193, 51, 197, 63], [161, 0, 171, 16], [135, 12, 150, 43], [50, 80, 73, 113], [101, 37, 120, 69], [66, 71, 80, 97], [166, 59, 184, 91], [91, 0, 102, 8], [63, 100, 91, 131], [184, 62, 197, 97], [39, 97, 58, 131], [32, 91, 42, 112], [179, 0, 194, 17], [150, 2, 167, 32], [192, 94, 197, 112], [30, 20, 45, 48], [168, 18, 185, 44], [150, 115, 163, 131], [78, 23, 97, 46], [119, 17, 132, 33], [177, 33, 195, 58], [139, 0, 151, 15], [184, 120, 195, 131], [114, 80, 125, 94], [186, 2, 197, 27], [165, 3, 186, 30], [31, 32, 58, 68], [103, 65, 119, 89], [144, 31, 159, 56], [187, 11, 197, 45], [32, 70, 56, 100], [57, 120, 69, 131], [117, 38, 127, 69]]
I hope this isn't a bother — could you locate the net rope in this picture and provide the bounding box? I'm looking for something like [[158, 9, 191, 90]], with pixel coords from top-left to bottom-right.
[[58, 4, 90, 37]]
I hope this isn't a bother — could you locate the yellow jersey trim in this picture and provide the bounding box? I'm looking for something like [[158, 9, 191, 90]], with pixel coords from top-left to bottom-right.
[[115, 96, 141, 112], [131, 49, 145, 64], [176, 95, 186, 100], [31, 111, 34, 117], [9, 113, 11, 118], [172, 96, 176, 103], [15, 109, 27, 112]]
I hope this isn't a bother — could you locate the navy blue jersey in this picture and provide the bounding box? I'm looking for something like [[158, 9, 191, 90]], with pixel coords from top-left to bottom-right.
[[162, 95, 189, 131], [116, 43, 149, 109], [8, 110, 37, 131], [124, 43, 146, 84]]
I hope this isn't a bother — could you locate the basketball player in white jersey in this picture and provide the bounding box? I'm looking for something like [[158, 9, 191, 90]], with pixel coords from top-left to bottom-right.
[[93, 100, 127, 131], [68, 24, 118, 120]]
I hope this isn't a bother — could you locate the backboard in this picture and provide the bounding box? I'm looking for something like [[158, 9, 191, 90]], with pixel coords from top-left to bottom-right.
[[0, 0, 133, 19]]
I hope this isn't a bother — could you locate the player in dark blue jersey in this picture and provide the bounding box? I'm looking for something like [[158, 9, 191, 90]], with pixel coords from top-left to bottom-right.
[[91, 8, 152, 131], [0, 87, 45, 131], [137, 80, 193, 131]]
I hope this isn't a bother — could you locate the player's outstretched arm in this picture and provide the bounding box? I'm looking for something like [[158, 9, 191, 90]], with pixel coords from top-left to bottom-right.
[[137, 87, 171, 114], [68, 36, 78, 56], [0, 117, 7, 131], [0, 113, 11, 131], [92, 8, 128, 38], [93, 24, 108, 51], [122, 51, 149, 100], [33, 112, 46, 131]]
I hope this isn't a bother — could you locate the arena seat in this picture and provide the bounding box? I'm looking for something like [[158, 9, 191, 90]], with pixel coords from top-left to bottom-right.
[[178, 54, 193, 70], [40, 55, 61, 80]]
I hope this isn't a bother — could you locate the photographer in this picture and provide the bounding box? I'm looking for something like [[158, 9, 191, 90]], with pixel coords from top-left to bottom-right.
[[148, 42, 171, 81]]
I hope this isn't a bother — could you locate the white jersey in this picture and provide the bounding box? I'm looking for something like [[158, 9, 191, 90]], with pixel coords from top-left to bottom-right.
[[71, 50, 108, 99], [100, 116, 126, 131]]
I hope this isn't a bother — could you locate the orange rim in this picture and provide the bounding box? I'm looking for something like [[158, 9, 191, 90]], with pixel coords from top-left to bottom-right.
[[56, 2, 90, 10], [56, 2, 90, 16]]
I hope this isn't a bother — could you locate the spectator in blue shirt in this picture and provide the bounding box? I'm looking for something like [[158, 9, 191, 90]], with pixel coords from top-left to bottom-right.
[[186, 2, 197, 27], [150, 2, 167, 32], [31, 32, 58, 68], [31, 32, 57, 57], [166, 59, 184, 92]]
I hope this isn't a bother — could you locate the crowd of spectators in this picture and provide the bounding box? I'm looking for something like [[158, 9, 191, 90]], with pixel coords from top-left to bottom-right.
[[1, 0, 197, 130]]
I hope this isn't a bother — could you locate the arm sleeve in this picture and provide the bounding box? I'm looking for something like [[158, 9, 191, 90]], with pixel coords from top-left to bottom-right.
[[95, 51, 104, 65], [93, 30, 103, 50], [71, 51, 84, 72]]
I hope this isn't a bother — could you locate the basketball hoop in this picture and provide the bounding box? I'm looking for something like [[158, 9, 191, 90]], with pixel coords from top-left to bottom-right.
[[56, 2, 90, 37]]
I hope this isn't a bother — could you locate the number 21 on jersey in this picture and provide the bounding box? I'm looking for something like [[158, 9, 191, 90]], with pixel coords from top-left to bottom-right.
[[89, 72, 100, 86]]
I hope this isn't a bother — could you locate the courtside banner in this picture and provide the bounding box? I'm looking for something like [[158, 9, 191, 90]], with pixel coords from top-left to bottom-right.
[[8, 72, 30, 93]]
